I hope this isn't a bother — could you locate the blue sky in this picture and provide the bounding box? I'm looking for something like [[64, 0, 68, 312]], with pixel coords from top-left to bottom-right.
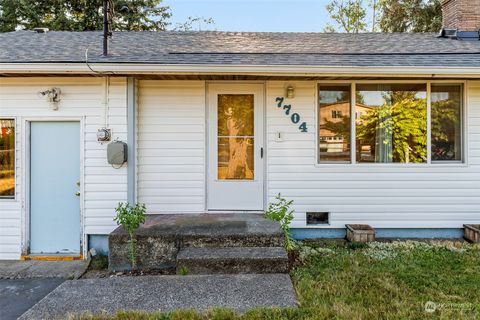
[[163, 0, 332, 32]]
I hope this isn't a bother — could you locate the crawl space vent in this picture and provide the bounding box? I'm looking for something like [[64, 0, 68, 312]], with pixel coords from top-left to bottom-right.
[[306, 212, 329, 225]]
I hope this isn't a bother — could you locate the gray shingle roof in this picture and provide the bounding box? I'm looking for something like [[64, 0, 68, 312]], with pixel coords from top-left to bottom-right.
[[1, 30, 480, 67]]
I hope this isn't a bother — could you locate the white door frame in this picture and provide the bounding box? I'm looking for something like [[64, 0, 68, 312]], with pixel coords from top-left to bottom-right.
[[21, 117, 84, 257], [206, 82, 266, 212]]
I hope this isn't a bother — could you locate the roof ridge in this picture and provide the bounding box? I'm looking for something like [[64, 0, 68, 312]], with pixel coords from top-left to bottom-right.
[[6, 30, 440, 35]]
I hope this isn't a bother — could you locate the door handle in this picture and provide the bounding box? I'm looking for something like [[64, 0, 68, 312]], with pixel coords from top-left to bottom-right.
[[75, 181, 81, 196], [261, 147, 264, 159]]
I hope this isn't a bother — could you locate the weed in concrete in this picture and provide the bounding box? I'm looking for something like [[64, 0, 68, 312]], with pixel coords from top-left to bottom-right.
[[179, 266, 189, 276]]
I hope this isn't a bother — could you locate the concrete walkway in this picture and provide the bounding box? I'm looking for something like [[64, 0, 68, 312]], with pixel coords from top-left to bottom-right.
[[19, 274, 298, 319], [0, 260, 89, 319], [0, 260, 88, 279], [0, 278, 65, 320]]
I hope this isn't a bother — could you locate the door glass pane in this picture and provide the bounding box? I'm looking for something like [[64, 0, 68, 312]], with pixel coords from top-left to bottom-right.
[[0, 119, 15, 198], [217, 94, 254, 180], [431, 84, 462, 161], [356, 84, 427, 163], [218, 137, 254, 180]]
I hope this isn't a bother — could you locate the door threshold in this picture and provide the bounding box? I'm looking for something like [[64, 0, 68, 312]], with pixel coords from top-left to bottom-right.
[[21, 254, 83, 261], [206, 210, 265, 214]]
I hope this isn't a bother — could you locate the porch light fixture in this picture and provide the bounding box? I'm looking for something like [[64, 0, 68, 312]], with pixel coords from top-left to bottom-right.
[[286, 85, 295, 99], [38, 87, 61, 110]]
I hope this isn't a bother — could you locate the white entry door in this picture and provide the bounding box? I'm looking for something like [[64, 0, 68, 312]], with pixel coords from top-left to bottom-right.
[[208, 83, 264, 211]]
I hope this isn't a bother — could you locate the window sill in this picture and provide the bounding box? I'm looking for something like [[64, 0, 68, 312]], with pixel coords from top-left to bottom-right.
[[314, 162, 468, 168], [0, 197, 17, 202]]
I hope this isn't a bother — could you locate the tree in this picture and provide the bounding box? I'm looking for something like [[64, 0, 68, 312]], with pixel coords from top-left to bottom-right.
[[0, 0, 171, 32], [173, 16, 215, 31], [324, 0, 368, 33], [355, 92, 427, 163], [378, 0, 442, 32], [324, 0, 442, 33]]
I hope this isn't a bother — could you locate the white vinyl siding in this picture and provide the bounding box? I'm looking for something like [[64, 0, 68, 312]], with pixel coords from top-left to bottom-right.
[[0, 77, 128, 259], [137, 81, 206, 213], [2, 77, 479, 260], [266, 80, 480, 229]]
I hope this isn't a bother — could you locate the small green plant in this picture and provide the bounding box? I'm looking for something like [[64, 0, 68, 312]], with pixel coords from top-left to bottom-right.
[[90, 255, 109, 270], [114, 202, 146, 270], [179, 266, 189, 276], [265, 193, 295, 250]]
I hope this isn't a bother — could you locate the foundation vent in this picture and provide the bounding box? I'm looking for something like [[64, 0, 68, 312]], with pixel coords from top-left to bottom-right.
[[306, 212, 330, 225]]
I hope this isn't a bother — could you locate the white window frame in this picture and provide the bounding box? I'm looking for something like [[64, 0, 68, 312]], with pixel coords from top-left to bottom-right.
[[316, 80, 467, 167], [0, 118, 16, 200]]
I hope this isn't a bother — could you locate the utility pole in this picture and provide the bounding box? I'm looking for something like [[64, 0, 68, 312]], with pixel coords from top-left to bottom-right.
[[103, 0, 109, 56]]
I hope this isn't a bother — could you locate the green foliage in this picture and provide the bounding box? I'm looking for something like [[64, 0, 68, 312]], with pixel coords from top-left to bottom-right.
[[292, 241, 480, 319], [346, 241, 369, 250], [89, 255, 109, 270], [356, 95, 427, 163], [173, 16, 215, 31], [114, 202, 146, 270], [178, 266, 189, 276], [324, 0, 368, 33], [265, 193, 295, 251], [379, 0, 442, 32], [324, 0, 442, 33], [74, 308, 314, 320], [0, 0, 171, 32]]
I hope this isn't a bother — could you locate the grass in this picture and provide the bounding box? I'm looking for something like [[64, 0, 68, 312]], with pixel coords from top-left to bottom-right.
[[292, 240, 480, 319], [71, 240, 480, 320]]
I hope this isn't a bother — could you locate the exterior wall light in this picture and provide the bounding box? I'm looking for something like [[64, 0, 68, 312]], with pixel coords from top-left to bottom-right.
[[286, 85, 295, 99], [38, 87, 61, 110]]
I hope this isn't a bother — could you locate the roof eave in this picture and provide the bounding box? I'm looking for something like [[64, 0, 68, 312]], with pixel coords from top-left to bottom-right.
[[1, 63, 480, 78]]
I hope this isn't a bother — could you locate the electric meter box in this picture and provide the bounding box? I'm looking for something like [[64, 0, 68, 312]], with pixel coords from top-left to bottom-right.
[[107, 141, 127, 165]]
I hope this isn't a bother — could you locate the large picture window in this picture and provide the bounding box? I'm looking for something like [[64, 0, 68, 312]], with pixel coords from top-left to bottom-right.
[[0, 119, 15, 198], [317, 83, 464, 164], [356, 84, 427, 164]]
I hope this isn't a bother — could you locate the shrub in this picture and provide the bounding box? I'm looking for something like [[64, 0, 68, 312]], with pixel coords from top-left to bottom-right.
[[114, 202, 146, 270], [265, 193, 295, 250]]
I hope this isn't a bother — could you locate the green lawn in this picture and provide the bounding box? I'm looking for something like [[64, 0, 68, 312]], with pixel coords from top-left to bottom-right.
[[77, 240, 480, 320]]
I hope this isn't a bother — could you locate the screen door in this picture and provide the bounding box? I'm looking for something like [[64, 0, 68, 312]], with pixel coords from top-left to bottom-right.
[[208, 84, 264, 211]]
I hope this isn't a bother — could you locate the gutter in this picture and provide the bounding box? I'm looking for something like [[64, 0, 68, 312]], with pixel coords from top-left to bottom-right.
[[1, 63, 480, 78]]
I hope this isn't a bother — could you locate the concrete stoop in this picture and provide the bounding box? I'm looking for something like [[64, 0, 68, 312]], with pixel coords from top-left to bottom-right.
[[109, 213, 289, 274], [176, 247, 289, 274]]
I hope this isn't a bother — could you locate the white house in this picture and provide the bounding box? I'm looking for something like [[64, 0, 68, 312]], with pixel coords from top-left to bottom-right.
[[1, 0, 480, 260]]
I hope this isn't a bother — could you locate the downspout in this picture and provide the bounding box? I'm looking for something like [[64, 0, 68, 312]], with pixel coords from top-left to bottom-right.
[[127, 77, 136, 204]]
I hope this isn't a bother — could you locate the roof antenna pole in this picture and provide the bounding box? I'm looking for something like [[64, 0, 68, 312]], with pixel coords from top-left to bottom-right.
[[103, 0, 109, 56]]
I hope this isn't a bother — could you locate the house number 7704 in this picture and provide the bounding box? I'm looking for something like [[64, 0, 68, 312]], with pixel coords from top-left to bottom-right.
[[275, 97, 308, 132]]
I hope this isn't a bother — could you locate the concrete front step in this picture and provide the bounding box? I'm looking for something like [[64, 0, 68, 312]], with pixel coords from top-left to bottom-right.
[[109, 214, 285, 272], [176, 247, 289, 274]]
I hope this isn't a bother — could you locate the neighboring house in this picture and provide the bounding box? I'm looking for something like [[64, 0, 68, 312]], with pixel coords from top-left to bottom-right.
[[0, 0, 480, 260]]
